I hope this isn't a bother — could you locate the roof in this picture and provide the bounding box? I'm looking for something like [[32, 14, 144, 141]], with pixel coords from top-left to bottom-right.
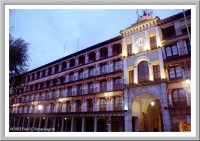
[[21, 35, 122, 76], [157, 9, 191, 25]]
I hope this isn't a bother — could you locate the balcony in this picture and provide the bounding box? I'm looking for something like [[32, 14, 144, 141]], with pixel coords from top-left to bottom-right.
[[113, 65, 123, 72], [163, 46, 191, 60], [114, 105, 123, 111], [100, 86, 107, 93], [100, 69, 107, 75], [77, 90, 83, 96], [88, 88, 95, 94], [100, 106, 106, 111], [113, 84, 123, 91], [68, 77, 73, 82], [162, 27, 191, 40], [87, 106, 93, 112], [67, 90, 73, 97], [76, 107, 81, 112], [66, 107, 71, 112], [88, 72, 96, 77]]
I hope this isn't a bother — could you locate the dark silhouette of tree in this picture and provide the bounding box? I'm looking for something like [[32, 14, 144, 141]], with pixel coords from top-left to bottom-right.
[[9, 27, 30, 92]]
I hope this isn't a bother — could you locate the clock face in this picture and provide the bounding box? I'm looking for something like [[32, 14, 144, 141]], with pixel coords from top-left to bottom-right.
[[136, 37, 145, 47]]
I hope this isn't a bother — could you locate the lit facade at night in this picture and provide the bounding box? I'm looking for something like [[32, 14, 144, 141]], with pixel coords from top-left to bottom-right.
[[9, 9, 191, 132]]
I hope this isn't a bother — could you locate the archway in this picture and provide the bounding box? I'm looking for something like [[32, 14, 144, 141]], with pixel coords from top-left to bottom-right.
[[131, 93, 163, 132]]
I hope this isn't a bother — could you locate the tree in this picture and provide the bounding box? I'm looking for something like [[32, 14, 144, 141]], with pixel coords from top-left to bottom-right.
[[9, 28, 30, 92]]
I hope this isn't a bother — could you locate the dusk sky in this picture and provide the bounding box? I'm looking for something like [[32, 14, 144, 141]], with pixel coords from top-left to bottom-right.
[[9, 7, 186, 71]]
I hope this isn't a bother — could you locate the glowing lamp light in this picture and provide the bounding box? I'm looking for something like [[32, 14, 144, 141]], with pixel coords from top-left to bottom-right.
[[104, 92, 107, 97], [38, 105, 42, 110], [124, 106, 128, 110], [186, 79, 190, 84], [151, 101, 155, 106]]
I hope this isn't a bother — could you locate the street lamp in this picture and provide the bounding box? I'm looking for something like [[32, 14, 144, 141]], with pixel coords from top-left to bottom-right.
[[186, 79, 190, 85], [151, 101, 155, 106], [38, 104, 42, 113]]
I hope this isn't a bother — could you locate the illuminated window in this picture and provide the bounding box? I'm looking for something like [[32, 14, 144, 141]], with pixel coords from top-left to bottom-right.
[[153, 65, 160, 81], [127, 44, 132, 56], [150, 36, 157, 50], [129, 70, 134, 84], [138, 61, 149, 83]]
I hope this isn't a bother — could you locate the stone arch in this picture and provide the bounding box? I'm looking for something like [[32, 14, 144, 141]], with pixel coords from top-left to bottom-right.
[[134, 56, 151, 66]]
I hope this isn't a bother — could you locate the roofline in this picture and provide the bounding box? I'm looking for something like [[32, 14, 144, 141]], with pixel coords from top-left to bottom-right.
[[157, 9, 191, 25], [23, 35, 122, 75]]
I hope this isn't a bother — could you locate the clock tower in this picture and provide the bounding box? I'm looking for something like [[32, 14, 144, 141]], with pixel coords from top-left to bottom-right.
[[120, 9, 169, 132]]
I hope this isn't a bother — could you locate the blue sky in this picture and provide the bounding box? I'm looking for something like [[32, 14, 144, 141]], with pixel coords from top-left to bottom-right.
[[9, 8, 185, 71]]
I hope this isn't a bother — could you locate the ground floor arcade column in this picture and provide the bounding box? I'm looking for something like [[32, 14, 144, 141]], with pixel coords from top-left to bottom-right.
[[124, 85, 132, 132]]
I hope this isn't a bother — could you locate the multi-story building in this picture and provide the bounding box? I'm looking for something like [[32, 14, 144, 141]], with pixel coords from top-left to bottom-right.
[[9, 36, 125, 132], [157, 9, 191, 132], [120, 9, 170, 132], [9, 9, 191, 132]]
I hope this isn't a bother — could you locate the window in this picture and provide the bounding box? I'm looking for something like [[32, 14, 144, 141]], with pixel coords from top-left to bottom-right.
[[42, 69, 46, 77], [138, 61, 149, 83], [150, 36, 157, 50], [77, 85, 83, 96], [70, 59, 75, 67], [129, 70, 134, 84], [79, 55, 85, 65], [168, 65, 183, 81], [162, 25, 176, 39], [88, 83, 95, 94], [87, 99, 93, 112], [165, 44, 179, 58], [68, 87, 72, 96], [31, 74, 35, 81], [180, 19, 191, 35], [89, 52, 96, 62], [112, 43, 122, 55], [48, 67, 52, 76], [58, 102, 62, 112], [153, 65, 160, 81], [37, 71, 40, 79], [100, 64, 107, 74], [78, 70, 83, 79], [52, 90, 56, 99], [89, 67, 95, 77], [113, 78, 122, 90], [27, 75, 30, 82], [100, 81, 107, 92], [172, 89, 187, 106], [114, 97, 122, 110], [76, 100, 82, 112], [186, 39, 191, 53], [69, 72, 74, 82], [62, 62, 66, 71], [60, 89, 63, 98], [114, 60, 122, 71], [66, 101, 71, 112], [100, 48, 108, 59], [127, 44, 132, 56], [55, 64, 59, 74], [53, 79, 57, 85], [100, 98, 107, 111]]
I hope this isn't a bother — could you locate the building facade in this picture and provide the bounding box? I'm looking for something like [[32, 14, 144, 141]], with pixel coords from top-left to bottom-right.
[[158, 9, 191, 132], [9, 36, 125, 132], [9, 9, 191, 132], [120, 10, 170, 132]]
